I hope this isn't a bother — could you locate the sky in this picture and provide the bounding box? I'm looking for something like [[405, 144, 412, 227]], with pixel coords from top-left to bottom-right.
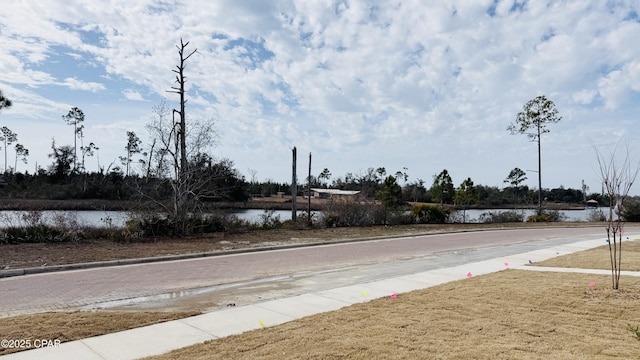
[[1, 0, 640, 195]]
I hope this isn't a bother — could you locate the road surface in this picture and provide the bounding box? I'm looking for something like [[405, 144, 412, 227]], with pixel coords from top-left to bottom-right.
[[1, 226, 636, 317]]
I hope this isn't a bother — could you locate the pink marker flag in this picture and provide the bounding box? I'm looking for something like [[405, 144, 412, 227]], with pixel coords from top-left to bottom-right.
[[589, 281, 595, 287], [390, 293, 397, 299], [504, 262, 509, 267], [466, 272, 472, 278]]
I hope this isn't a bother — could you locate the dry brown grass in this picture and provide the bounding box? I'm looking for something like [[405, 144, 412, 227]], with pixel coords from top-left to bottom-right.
[[533, 238, 640, 271], [0, 311, 199, 356], [149, 271, 640, 360]]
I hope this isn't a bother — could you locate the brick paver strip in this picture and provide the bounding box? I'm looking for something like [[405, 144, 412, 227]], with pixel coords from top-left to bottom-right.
[[0, 227, 627, 317]]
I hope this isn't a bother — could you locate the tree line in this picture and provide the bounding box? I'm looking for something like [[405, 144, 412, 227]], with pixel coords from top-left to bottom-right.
[[2, 41, 634, 237], [0, 89, 616, 209]]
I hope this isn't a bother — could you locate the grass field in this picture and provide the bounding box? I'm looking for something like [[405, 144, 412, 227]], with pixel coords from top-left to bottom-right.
[[148, 270, 640, 360]]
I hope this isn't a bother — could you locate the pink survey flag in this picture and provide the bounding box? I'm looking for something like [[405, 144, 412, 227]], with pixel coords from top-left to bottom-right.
[[390, 293, 397, 299], [589, 281, 595, 287], [504, 262, 509, 267], [466, 272, 472, 278]]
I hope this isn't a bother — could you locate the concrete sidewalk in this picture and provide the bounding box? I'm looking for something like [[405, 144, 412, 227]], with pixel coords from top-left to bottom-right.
[[2, 237, 637, 360]]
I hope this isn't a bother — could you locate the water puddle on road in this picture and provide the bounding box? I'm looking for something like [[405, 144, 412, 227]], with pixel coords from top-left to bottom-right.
[[81, 274, 307, 313]]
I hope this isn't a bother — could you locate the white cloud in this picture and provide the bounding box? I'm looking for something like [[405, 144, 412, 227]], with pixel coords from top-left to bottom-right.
[[122, 89, 144, 101], [62, 77, 105, 92], [572, 89, 597, 105], [1, 0, 640, 193]]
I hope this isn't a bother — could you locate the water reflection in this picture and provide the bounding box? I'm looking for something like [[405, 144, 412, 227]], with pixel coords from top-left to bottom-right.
[[0, 207, 606, 228]]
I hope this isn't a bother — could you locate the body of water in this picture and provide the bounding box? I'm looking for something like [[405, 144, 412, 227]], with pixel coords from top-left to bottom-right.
[[458, 208, 606, 223], [0, 207, 609, 228]]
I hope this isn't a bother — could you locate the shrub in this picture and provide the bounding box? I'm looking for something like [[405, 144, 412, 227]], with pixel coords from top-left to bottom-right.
[[256, 209, 282, 230], [527, 214, 549, 222], [124, 212, 241, 238], [587, 208, 606, 222], [283, 211, 321, 230], [411, 204, 448, 224], [479, 211, 524, 223], [622, 201, 640, 222], [386, 210, 415, 225], [322, 202, 386, 227], [526, 210, 565, 223], [0, 225, 70, 244]]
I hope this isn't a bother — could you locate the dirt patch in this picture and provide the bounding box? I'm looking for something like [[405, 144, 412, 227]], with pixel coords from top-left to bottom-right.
[[585, 287, 640, 301]]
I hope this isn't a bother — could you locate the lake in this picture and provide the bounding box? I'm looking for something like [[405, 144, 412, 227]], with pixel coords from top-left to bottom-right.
[[0, 207, 608, 228]]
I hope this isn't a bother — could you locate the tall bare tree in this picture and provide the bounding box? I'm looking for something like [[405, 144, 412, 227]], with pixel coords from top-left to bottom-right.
[[167, 38, 197, 180], [14, 143, 29, 172], [62, 107, 85, 172], [139, 39, 225, 235], [121, 131, 142, 176], [0, 126, 17, 172], [508, 95, 561, 215], [594, 143, 639, 290]]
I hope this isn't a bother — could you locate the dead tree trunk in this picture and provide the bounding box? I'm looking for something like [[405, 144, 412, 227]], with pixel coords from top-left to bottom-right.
[[292, 147, 297, 222], [167, 38, 197, 235], [308, 152, 312, 226]]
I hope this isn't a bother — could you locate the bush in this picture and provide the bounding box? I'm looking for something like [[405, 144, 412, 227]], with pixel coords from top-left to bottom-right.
[[587, 208, 606, 222], [411, 204, 448, 224], [527, 214, 549, 222], [283, 211, 321, 230], [526, 210, 566, 223], [622, 201, 640, 222], [256, 209, 282, 230], [0, 210, 87, 243], [322, 202, 386, 227], [124, 212, 249, 238], [0, 225, 70, 244], [386, 210, 415, 225], [479, 211, 524, 223]]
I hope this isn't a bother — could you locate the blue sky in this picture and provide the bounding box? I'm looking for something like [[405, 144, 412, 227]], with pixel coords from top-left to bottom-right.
[[1, 0, 640, 194]]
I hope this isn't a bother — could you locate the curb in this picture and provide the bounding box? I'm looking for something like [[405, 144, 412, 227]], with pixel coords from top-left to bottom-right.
[[0, 232, 430, 279]]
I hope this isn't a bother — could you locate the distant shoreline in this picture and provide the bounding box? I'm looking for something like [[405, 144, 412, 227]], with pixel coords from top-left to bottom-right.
[[0, 197, 590, 212]]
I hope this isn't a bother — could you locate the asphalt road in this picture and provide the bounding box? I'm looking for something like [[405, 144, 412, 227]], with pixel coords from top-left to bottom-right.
[[1, 226, 637, 317]]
